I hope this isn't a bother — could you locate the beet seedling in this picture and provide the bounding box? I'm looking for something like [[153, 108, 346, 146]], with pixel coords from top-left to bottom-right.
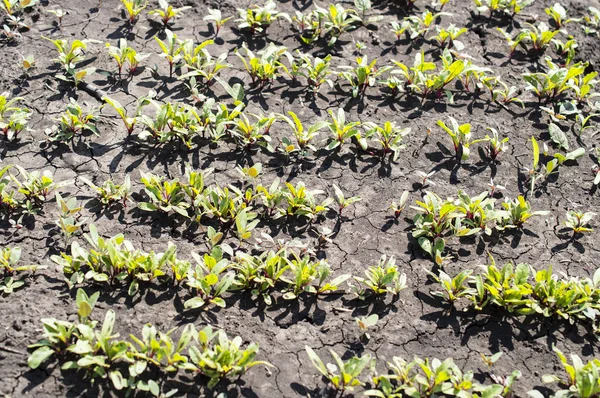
[[475, 0, 534, 18], [390, 20, 410, 40], [11, 166, 63, 204], [80, 175, 131, 208], [429, 24, 467, 50], [292, 53, 333, 94], [497, 195, 550, 229], [520, 23, 561, 53], [184, 255, 234, 309], [46, 9, 66, 27], [235, 0, 290, 35], [139, 172, 189, 217], [46, 98, 100, 143], [537, 347, 600, 398], [338, 56, 391, 98], [363, 121, 410, 161], [355, 314, 378, 340], [437, 117, 485, 160], [43, 37, 94, 77], [325, 108, 361, 151], [189, 326, 272, 388], [350, 255, 407, 298], [292, 9, 325, 44], [121, 0, 147, 25], [21, 54, 35, 75], [316, 3, 361, 46], [481, 352, 503, 370], [102, 92, 154, 137], [277, 181, 333, 221], [483, 127, 509, 161], [106, 39, 149, 77], [428, 269, 475, 306], [279, 111, 328, 155], [545, 2, 580, 30], [488, 178, 506, 196], [54, 192, 85, 247], [416, 170, 436, 187], [281, 255, 333, 299], [583, 7, 600, 35], [203, 8, 232, 36], [390, 191, 409, 219], [564, 210, 596, 235], [1, 0, 38, 16], [236, 43, 292, 88], [154, 29, 182, 78], [305, 346, 372, 394], [332, 184, 361, 215], [149, 0, 191, 27], [0, 92, 32, 140], [403, 10, 451, 39]]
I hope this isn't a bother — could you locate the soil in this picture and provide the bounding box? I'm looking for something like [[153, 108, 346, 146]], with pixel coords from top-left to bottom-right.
[[1, 0, 600, 397]]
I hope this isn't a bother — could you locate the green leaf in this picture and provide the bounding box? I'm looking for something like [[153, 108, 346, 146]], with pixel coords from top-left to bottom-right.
[[28, 346, 54, 369], [548, 123, 569, 150], [184, 297, 205, 309]]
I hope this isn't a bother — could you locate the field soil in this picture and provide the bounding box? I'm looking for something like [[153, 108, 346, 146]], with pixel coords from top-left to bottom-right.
[[1, 0, 600, 397]]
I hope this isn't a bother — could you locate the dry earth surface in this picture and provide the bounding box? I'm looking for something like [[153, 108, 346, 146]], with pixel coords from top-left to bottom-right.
[[1, 0, 600, 397]]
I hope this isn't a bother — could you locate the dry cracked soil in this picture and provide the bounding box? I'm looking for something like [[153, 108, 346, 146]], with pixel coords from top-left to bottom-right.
[[1, 0, 600, 397]]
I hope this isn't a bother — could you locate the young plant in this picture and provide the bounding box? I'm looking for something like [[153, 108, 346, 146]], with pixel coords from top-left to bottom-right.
[[483, 127, 509, 161], [332, 184, 361, 215], [188, 326, 272, 387], [337, 56, 391, 98], [102, 93, 153, 137], [564, 210, 595, 235], [363, 121, 410, 161], [53, 224, 175, 294], [154, 29, 182, 78], [437, 117, 485, 160], [429, 24, 467, 50], [21, 54, 36, 75], [545, 2, 579, 29], [279, 110, 328, 155], [148, 0, 191, 27], [236, 43, 292, 88], [79, 175, 131, 208], [0, 93, 32, 140], [203, 8, 232, 36], [411, 192, 460, 265], [325, 108, 361, 151], [121, 0, 147, 24], [390, 191, 410, 219], [497, 196, 550, 229], [46, 9, 66, 26], [184, 253, 234, 310], [428, 269, 475, 305], [54, 192, 85, 247], [305, 346, 372, 394], [539, 347, 600, 398], [317, 3, 361, 46], [105, 39, 149, 77], [355, 314, 378, 340], [235, 0, 291, 35], [0, 246, 43, 294], [292, 53, 333, 94], [475, 0, 534, 18], [43, 37, 96, 84], [46, 98, 99, 143], [138, 172, 189, 217], [351, 255, 407, 298], [520, 23, 561, 53], [11, 166, 62, 204]]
